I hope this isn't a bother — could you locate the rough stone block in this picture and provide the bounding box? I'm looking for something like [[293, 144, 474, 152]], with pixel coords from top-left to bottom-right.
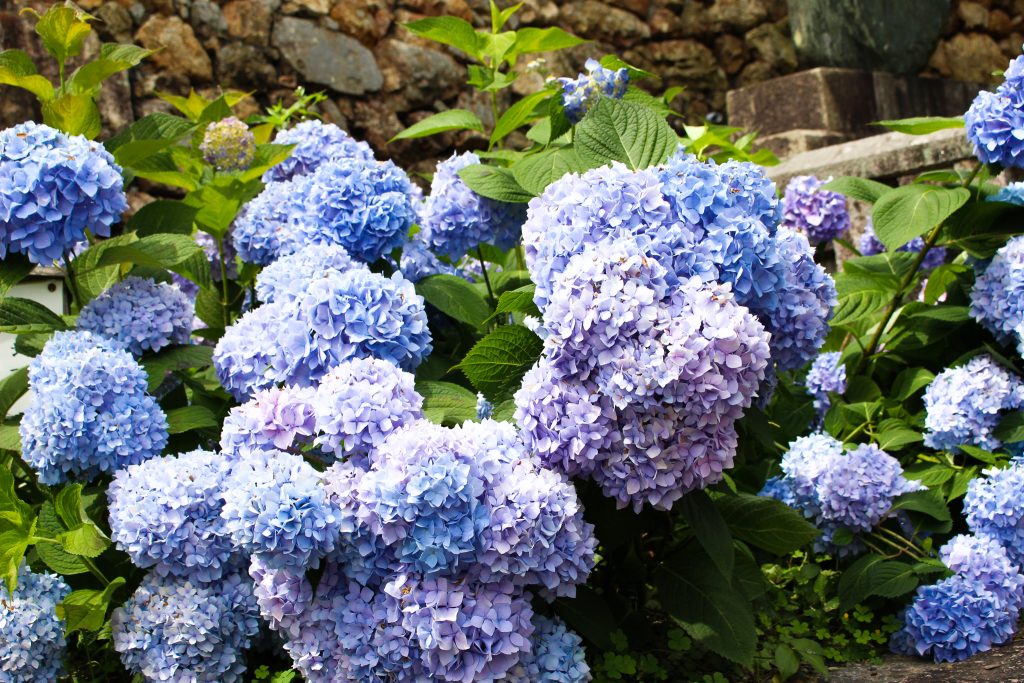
[[756, 129, 850, 158], [272, 16, 383, 95]]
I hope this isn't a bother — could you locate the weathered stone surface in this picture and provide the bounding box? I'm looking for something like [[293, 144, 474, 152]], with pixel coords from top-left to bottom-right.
[[708, 0, 772, 32], [929, 32, 1007, 83], [93, 3, 135, 43], [958, 0, 990, 28], [272, 17, 383, 94], [745, 22, 797, 71], [606, 0, 649, 17], [189, 0, 226, 38], [830, 634, 1024, 683], [330, 0, 393, 44], [135, 15, 213, 80], [216, 41, 277, 88], [561, 1, 651, 47], [376, 39, 461, 109], [281, 0, 330, 15], [518, 0, 559, 25], [399, 0, 474, 22], [756, 128, 850, 157], [715, 34, 748, 75], [625, 39, 726, 90], [223, 0, 276, 43]]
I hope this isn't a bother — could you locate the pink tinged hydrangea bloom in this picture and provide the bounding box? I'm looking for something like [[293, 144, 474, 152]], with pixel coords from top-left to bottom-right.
[[220, 385, 318, 455]]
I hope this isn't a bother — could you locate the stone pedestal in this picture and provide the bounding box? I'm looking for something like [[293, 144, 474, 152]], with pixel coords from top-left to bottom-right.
[[726, 68, 982, 157]]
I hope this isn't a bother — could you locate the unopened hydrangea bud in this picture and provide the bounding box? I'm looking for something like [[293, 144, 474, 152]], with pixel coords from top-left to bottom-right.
[[200, 117, 255, 172]]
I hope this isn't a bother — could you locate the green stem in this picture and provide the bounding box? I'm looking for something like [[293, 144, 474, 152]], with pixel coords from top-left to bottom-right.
[[516, 244, 527, 272], [216, 234, 231, 322], [477, 246, 497, 307], [80, 556, 110, 586], [8, 455, 48, 502], [62, 249, 83, 313], [868, 529, 924, 561]]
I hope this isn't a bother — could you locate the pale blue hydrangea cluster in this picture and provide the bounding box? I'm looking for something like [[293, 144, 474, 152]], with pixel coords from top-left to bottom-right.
[[476, 393, 494, 420], [781, 175, 850, 245], [558, 58, 629, 123], [263, 119, 374, 183], [990, 181, 1024, 205], [0, 122, 127, 264], [419, 152, 527, 259], [214, 267, 430, 399], [230, 416, 595, 682], [112, 569, 260, 682], [20, 330, 169, 484], [923, 355, 1024, 452], [859, 218, 947, 271], [77, 276, 194, 356], [965, 54, 1024, 167], [964, 461, 1024, 566], [398, 236, 464, 282], [107, 449, 238, 582], [200, 117, 255, 172], [500, 614, 591, 683], [232, 175, 313, 265], [255, 242, 358, 304], [0, 563, 70, 683], [760, 434, 921, 551], [970, 235, 1024, 344], [805, 351, 846, 418]]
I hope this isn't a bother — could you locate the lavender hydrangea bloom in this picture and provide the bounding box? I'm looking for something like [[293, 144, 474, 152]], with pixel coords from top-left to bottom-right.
[[302, 158, 417, 263], [965, 461, 1024, 566], [895, 574, 1016, 662], [0, 564, 70, 683], [249, 556, 313, 639], [399, 237, 464, 283], [940, 534, 1024, 611], [970, 235, 1024, 342], [112, 569, 260, 682], [220, 385, 317, 455], [923, 355, 1024, 452], [965, 87, 1024, 168], [108, 449, 237, 582], [255, 243, 359, 304], [263, 120, 375, 183], [859, 219, 947, 271], [0, 122, 127, 264], [20, 330, 169, 484], [314, 357, 423, 459], [77, 276, 194, 355], [232, 175, 313, 265], [419, 152, 527, 259], [221, 448, 340, 568], [201, 117, 255, 172], [558, 58, 629, 123], [500, 615, 591, 683], [781, 175, 850, 245], [805, 351, 846, 417]]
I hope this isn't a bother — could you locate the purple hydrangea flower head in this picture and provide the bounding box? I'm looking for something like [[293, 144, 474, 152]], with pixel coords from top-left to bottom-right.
[[20, 330, 169, 484], [965, 461, 1024, 565], [805, 351, 846, 417], [0, 122, 127, 264], [971, 235, 1024, 342], [314, 357, 423, 459], [558, 58, 629, 123], [781, 175, 850, 245], [924, 355, 1024, 452], [77, 276, 194, 356], [419, 152, 527, 259], [859, 218, 947, 271], [500, 615, 591, 683], [232, 175, 313, 265], [302, 157, 417, 263], [201, 117, 255, 172], [895, 574, 1016, 662], [778, 433, 845, 508], [221, 448, 341, 568], [220, 385, 318, 455], [399, 237, 464, 283], [108, 449, 237, 582], [965, 88, 1024, 168], [323, 461, 399, 585], [263, 120, 375, 183], [249, 556, 313, 639], [0, 563, 70, 683], [940, 534, 1024, 611], [112, 569, 260, 682], [255, 242, 359, 304]]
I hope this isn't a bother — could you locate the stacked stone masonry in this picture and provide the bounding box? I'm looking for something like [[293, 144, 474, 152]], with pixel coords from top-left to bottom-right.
[[0, 0, 1021, 170]]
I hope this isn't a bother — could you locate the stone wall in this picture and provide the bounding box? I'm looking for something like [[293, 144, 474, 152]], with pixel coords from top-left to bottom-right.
[[0, 0, 1021, 170]]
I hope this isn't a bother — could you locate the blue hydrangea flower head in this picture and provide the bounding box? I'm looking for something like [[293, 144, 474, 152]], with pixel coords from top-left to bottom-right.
[[970, 235, 1024, 342], [558, 58, 629, 123], [77, 276, 194, 356], [781, 175, 850, 245], [0, 121, 127, 264], [895, 574, 1016, 662], [314, 357, 423, 459], [255, 242, 360, 304], [201, 117, 255, 172], [419, 152, 527, 259], [476, 393, 493, 420], [232, 175, 313, 265], [20, 330, 169, 484], [965, 88, 1024, 168], [990, 181, 1024, 206], [112, 569, 260, 682], [924, 355, 1024, 452], [0, 563, 70, 683], [500, 615, 590, 683], [108, 449, 237, 582], [212, 300, 305, 399], [303, 157, 417, 263], [859, 218, 947, 271], [399, 237, 464, 283], [940, 534, 1024, 611], [805, 351, 846, 418], [221, 448, 341, 569], [263, 119, 375, 183], [221, 385, 318, 455], [965, 461, 1024, 566]]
